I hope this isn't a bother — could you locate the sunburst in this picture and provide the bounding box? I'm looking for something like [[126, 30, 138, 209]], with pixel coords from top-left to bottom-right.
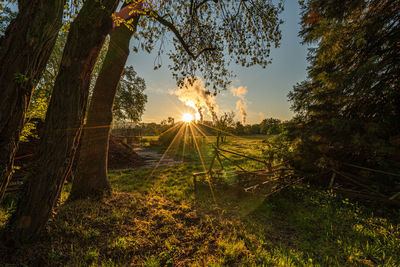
[[182, 113, 194, 123]]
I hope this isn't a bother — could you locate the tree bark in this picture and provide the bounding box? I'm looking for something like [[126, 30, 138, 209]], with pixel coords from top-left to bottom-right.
[[0, 0, 65, 201], [69, 18, 139, 200], [6, 0, 119, 243]]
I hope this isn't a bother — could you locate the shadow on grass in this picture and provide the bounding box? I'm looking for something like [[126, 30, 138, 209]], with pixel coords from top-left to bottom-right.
[[1, 162, 399, 266], [193, 180, 400, 266]]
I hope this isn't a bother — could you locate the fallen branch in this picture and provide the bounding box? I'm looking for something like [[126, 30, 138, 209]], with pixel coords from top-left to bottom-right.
[[332, 169, 386, 197], [343, 162, 400, 177], [334, 188, 400, 207], [216, 147, 267, 165]]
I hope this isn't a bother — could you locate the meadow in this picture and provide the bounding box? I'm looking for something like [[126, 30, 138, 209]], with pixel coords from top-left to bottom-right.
[[1, 135, 399, 266]]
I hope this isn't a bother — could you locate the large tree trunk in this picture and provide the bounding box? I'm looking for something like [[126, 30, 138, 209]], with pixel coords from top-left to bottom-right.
[[69, 18, 139, 201], [0, 0, 65, 201], [6, 0, 119, 243]]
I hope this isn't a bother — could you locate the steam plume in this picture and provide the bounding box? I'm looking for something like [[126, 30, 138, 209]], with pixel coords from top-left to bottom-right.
[[172, 77, 218, 122], [231, 86, 248, 124]]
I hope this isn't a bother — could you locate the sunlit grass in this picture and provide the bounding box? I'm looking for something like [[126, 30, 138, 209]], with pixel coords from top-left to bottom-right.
[[1, 136, 399, 266]]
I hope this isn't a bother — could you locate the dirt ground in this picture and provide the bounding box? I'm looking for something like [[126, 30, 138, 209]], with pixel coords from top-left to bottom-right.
[[133, 146, 183, 169], [13, 135, 146, 181], [108, 136, 145, 170]]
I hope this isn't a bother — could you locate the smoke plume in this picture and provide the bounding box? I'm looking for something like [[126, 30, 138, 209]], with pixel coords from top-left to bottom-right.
[[231, 86, 248, 124], [172, 77, 218, 122]]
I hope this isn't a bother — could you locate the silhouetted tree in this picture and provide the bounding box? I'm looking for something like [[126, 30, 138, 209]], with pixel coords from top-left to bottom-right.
[[0, 0, 66, 200], [69, 15, 142, 200], [289, 0, 400, 191], [7, 0, 120, 242]]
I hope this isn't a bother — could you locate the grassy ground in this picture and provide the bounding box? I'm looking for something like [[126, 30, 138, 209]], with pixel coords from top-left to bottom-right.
[[1, 136, 399, 266]]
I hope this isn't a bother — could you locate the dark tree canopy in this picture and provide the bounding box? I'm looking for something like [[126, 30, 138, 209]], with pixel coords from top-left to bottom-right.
[[288, 0, 400, 191]]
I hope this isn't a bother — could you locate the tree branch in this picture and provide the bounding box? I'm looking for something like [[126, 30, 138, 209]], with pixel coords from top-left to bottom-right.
[[112, 1, 217, 59], [146, 10, 217, 60], [112, 0, 144, 30]]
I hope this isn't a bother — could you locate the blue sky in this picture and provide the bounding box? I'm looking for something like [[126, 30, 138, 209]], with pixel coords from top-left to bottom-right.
[[3, 1, 308, 124], [126, 1, 309, 124]]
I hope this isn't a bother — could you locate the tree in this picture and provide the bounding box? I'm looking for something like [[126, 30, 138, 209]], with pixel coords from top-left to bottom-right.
[[0, 0, 66, 201], [113, 66, 147, 123], [250, 124, 261, 135], [5, 0, 284, 238], [129, 0, 283, 92], [260, 118, 281, 135], [18, 31, 67, 142], [70, 0, 284, 200], [234, 121, 245, 135], [288, 0, 400, 190], [20, 26, 112, 143], [69, 15, 141, 201], [167, 116, 175, 125], [216, 112, 235, 142], [7, 0, 120, 242]]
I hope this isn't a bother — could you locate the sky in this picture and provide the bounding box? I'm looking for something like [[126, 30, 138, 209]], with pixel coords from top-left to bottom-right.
[[126, 1, 309, 124], [3, 1, 308, 124]]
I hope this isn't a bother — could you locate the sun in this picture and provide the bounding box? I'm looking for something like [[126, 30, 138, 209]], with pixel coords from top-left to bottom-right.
[[182, 113, 194, 123]]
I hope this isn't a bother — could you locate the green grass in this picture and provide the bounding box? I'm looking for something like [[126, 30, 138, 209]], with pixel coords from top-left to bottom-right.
[[1, 136, 399, 266]]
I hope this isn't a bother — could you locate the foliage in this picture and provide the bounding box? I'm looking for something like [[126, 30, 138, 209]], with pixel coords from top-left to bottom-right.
[[0, 5, 16, 36], [260, 118, 282, 135], [167, 116, 174, 125], [288, 0, 400, 190], [132, 0, 283, 92], [231, 117, 286, 136], [261, 126, 293, 165], [113, 66, 147, 123], [215, 111, 235, 142]]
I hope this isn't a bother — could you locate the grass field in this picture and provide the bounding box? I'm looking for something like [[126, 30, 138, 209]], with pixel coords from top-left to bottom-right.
[[1, 136, 399, 266]]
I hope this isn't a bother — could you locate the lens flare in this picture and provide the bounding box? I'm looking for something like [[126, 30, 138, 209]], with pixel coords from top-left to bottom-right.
[[182, 113, 194, 123]]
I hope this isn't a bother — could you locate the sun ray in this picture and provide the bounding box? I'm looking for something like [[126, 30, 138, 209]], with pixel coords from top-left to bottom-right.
[[181, 124, 188, 162], [191, 123, 213, 143], [158, 122, 182, 136], [189, 123, 218, 206], [189, 124, 206, 171], [197, 121, 252, 141], [149, 123, 185, 178]]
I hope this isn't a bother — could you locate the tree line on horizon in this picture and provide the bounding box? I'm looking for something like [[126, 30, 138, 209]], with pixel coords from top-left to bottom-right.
[[115, 116, 286, 137]]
